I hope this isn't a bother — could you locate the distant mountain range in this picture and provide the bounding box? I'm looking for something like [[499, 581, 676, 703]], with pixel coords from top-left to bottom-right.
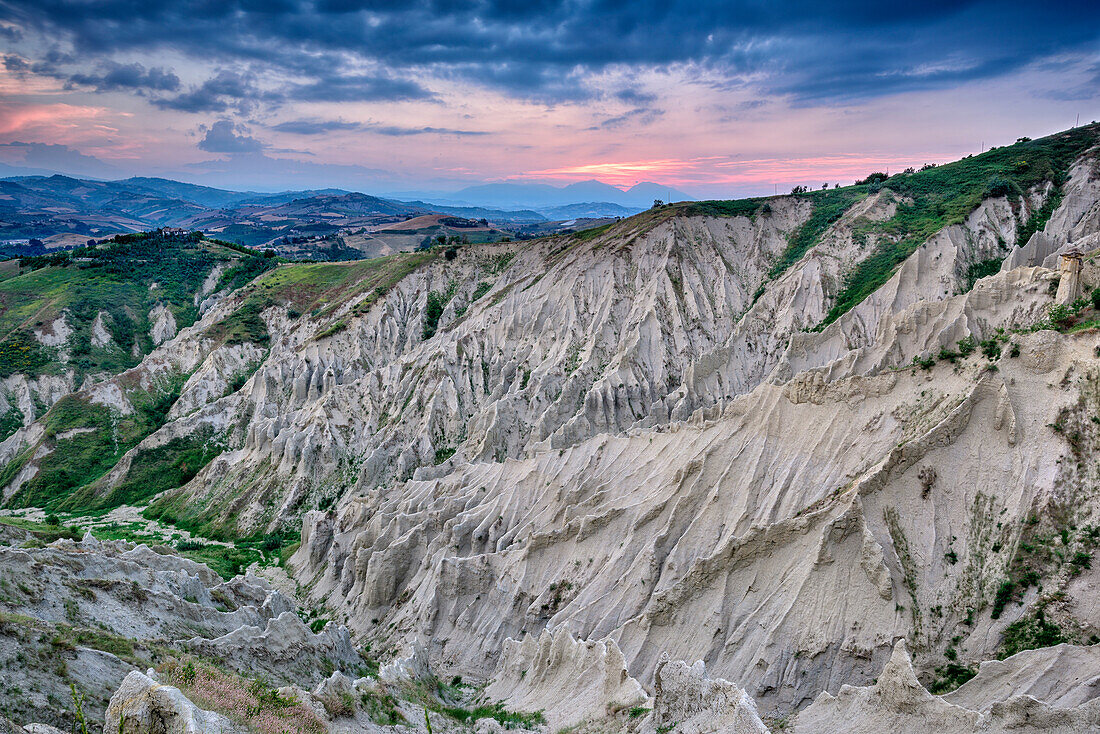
[[0, 174, 691, 247], [393, 180, 694, 212]]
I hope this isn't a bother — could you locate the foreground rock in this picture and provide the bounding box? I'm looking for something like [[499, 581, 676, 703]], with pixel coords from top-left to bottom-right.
[[0, 530, 364, 730], [105, 671, 243, 734]]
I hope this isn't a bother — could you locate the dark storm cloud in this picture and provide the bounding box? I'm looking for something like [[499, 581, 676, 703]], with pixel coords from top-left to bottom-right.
[[2, 54, 28, 72], [153, 71, 257, 113], [286, 75, 433, 103], [615, 88, 658, 105], [4, 53, 178, 94], [68, 62, 180, 92], [2, 0, 1098, 108], [198, 120, 266, 153]]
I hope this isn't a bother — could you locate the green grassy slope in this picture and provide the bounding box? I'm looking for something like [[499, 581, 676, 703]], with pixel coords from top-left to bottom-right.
[[0, 248, 442, 524], [820, 123, 1099, 326], [0, 231, 274, 380]]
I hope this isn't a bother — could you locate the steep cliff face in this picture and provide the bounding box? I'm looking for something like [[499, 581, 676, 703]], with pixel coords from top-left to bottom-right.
[[284, 134, 1100, 712]]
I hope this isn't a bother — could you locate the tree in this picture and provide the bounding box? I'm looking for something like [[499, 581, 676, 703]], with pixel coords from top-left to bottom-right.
[[855, 172, 888, 186], [652, 199, 664, 208]]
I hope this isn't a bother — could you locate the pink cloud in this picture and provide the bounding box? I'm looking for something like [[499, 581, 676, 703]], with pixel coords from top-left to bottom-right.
[[0, 102, 111, 137]]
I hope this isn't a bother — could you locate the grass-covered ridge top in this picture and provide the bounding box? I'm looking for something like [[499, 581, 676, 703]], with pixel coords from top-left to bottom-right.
[[207, 249, 440, 346], [571, 123, 1098, 328], [820, 122, 1100, 326]]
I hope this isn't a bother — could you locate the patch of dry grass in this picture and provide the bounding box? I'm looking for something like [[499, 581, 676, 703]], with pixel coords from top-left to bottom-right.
[[161, 658, 325, 734]]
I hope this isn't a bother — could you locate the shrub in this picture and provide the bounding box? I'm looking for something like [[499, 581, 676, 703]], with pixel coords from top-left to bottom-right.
[[991, 579, 1015, 619], [361, 689, 405, 725], [320, 690, 356, 717], [1049, 304, 1074, 330], [928, 662, 977, 694], [912, 355, 935, 370], [980, 338, 1001, 360], [471, 281, 492, 302], [422, 291, 447, 340], [984, 176, 1017, 198], [999, 609, 1065, 658], [1071, 550, 1093, 570], [855, 172, 889, 186], [163, 659, 324, 734], [965, 257, 1004, 291], [1091, 287, 1100, 311]]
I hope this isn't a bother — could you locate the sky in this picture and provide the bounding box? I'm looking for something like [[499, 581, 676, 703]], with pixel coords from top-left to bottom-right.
[[0, 1, 1097, 198]]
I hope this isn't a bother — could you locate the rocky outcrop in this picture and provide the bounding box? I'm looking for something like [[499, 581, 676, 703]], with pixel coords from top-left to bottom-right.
[[485, 629, 647, 729], [183, 611, 364, 686], [793, 641, 978, 733], [943, 644, 1100, 713], [290, 312, 1100, 710], [648, 656, 770, 734], [17, 725, 65, 734], [378, 641, 431, 683], [32, 313, 72, 348], [149, 303, 179, 345], [269, 143, 1100, 718], [91, 311, 114, 348], [793, 641, 1100, 733], [105, 671, 243, 734], [0, 531, 340, 729]]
